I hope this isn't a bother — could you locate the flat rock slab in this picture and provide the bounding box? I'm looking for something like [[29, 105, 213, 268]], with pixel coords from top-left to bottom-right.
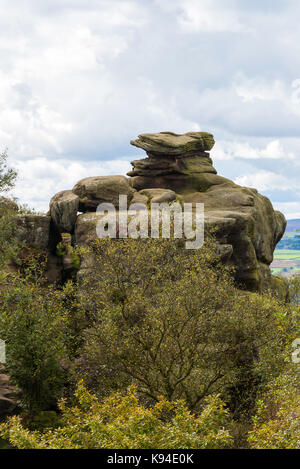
[[73, 175, 135, 212], [131, 131, 215, 155]]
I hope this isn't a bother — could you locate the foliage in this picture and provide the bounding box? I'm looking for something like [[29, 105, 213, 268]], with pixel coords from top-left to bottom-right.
[[248, 370, 300, 449], [0, 383, 232, 449], [0, 276, 73, 415], [289, 274, 300, 304], [0, 149, 17, 193], [0, 210, 20, 271], [75, 238, 295, 418]]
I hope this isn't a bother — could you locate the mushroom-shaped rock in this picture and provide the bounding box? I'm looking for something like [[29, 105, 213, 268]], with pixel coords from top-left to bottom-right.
[[128, 131, 228, 194], [72, 175, 135, 212], [130, 131, 215, 155], [50, 190, 79, 233]]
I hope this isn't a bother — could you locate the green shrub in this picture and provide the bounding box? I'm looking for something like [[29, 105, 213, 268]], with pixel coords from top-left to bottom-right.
[[0, 277, 69, 415], [75, 238, 295, 419], [248, 371, 300, 449], [0, 383, 233, 449]]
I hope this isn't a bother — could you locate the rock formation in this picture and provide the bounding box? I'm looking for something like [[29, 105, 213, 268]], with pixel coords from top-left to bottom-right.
[[14, 131, 287, 294], [50, 190, 79, 233], [73, 175, 135, 211], [126, 132, 286, 292], [128, 131, 231, 193]]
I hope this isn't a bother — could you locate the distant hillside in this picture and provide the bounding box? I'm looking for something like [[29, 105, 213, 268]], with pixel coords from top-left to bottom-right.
[[272, 219, 300, 276], [276, 219, 300, 250], [285, 219, 300, 233]]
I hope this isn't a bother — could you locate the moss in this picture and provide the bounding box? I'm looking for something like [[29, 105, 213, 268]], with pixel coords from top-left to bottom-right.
[[71, 251, 81, 270]]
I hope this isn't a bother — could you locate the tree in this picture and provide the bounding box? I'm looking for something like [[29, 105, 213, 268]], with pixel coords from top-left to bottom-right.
[[75, 238, 294, 418], [0, 276, 71, 416], [0, 150, 19, 269], [0, 149, 17, 193]]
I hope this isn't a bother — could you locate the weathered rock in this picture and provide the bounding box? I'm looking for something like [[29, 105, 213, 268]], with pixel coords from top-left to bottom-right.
[[16, 215, 51, 249], [130, 191, 149, 205], [127, 154, 216, 178], [75, 212, 102, 245], [128, 132, 233, 194], [129, 173, 233, 194], [126, 131, 287, 293], [72, 175, 135, 212], [139, 189, 177, 204], [187, 184, 286, 291], [16, 130, 287, 296], [130, 131, 215, 155], [50, 190, 79, 233]]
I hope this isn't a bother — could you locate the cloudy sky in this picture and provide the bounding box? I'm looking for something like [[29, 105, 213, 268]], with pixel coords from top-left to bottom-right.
[[1, 0, 300, 219]]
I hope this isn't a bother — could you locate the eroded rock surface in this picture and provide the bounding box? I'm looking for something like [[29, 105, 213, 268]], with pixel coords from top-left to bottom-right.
[[16, 214, 51, 250], [128, 131, 233, 193], [50, 190, 79, 233], [126, 131, 286, 292], [73, 175, 135, 211], [30, 130, 286, 294]]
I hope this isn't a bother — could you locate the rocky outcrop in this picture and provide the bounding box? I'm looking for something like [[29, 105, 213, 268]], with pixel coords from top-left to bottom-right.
[[126, 132, 287, 292], [128, 131, 232, 193], [50, 190, 79, 233], [73, 175, 135, 212], [12, 130, 286, 295], [16, 214, 51, 250]]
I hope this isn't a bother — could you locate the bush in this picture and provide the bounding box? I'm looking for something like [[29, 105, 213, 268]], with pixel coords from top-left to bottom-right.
[[75, 238, 295, 419], [289, 274, 300, 304], [0, 383, 232, 449], [248, 371, 300, 449], [0, 276, 72, 415], [0, 149, 17, 193]]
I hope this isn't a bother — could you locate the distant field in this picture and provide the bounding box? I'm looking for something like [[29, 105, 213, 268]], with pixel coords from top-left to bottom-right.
[[274, 250, 300, 260], [271, 248, 300, 276], [271, 219, 300, 276]]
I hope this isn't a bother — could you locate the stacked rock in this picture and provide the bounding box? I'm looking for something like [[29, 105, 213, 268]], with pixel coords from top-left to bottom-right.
[[128, 131, 231, 193], [41, 130, 287, 294]]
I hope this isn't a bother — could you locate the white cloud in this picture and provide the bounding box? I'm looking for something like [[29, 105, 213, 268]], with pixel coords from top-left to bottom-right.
[[12, 157, 131, 212], [178, 0, 250, 33], [272, 202, 300, 220], [234, 170, 296, 192], [0, 0, 298, 214], [212, 139, 295, 161], [235, 78, 285, 103]]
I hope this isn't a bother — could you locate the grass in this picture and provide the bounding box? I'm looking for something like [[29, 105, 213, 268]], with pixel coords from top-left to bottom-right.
[[274, 250, 300, 260]]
